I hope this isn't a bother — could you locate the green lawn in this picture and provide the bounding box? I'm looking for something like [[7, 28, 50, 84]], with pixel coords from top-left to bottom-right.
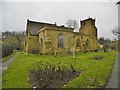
[[2, 51, 117, 88]]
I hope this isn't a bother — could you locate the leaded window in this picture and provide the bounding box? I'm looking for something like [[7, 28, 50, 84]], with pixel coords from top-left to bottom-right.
[[58, 33, 64, 48]]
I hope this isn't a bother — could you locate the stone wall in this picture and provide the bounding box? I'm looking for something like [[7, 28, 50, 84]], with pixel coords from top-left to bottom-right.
[[24, 18, 98, 54], [79, 18, 98, 51], [39, 26, 81, 54], [25, 35, 39, 54]]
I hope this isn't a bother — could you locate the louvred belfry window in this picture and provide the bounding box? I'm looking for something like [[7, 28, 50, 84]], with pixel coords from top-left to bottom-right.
[[76, 39, 80, 47]]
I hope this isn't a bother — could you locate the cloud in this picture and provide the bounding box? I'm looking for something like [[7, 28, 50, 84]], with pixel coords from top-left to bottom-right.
[[2, 2, 118, 40]]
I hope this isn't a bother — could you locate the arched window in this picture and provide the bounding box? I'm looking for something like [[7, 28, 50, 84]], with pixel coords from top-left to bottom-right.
[[58, 33, 64, 48], [76, 39, 80, 47]]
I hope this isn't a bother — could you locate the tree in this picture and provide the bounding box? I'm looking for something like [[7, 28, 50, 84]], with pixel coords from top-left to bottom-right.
[[1, 41, 13, 58], [2, 31, 25, 50], [66, 19, 78, 29], [112, 27, 120, 40], [98, 37, 111, 45], [14, 31, 25, 50], [2, 31, 11, 39], [98, 37, 105, 45], [112, 27, 120, 51], [98, 37, 111, 52]]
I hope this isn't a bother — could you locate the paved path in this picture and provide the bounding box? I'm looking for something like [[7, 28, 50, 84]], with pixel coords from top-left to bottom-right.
[[2, 52, 20, 71], [105, 53, 119, 88]]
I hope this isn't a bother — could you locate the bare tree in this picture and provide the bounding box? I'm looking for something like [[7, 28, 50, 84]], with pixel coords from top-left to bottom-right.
[[112, 27, 120, 39], [98, 37, 105, 45], [66, 19, 78, 29]]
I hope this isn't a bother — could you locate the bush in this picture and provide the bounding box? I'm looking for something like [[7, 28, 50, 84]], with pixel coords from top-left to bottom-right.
[[2, 42, 13, 58]]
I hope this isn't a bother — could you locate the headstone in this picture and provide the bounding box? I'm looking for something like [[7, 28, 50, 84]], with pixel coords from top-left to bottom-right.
[[33, 87, 37, 90], [67, 48, 70, 55], [72, 51, 76, 59], [54, 51, 57, 58]]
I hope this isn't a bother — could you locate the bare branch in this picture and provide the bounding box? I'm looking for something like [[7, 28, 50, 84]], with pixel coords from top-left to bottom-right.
[[66, 19, 78, 29], [112, 27, 120, 37]]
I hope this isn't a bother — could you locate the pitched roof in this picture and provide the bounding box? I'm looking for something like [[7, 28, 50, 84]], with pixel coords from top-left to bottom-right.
[[27, 20, 55, 35], [27, 19, 73, 35], [81, 18, 95, 22]]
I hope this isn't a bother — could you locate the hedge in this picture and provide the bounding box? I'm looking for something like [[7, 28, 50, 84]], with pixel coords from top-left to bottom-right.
[[2, 41, 13, 58]]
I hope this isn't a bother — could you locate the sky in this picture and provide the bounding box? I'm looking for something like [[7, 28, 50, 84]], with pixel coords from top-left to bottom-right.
[[1, 1, 119, 40]]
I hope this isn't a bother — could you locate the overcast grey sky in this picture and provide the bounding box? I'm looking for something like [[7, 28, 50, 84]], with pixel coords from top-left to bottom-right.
[[1, 2, 118, 40]]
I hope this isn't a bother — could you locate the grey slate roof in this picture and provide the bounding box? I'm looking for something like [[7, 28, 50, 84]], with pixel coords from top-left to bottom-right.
[[27, 19, 73, 35], [28, 20, 55, 35]]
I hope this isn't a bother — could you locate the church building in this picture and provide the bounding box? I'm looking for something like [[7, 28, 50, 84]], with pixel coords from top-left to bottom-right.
[[24, 18, 98, 54]]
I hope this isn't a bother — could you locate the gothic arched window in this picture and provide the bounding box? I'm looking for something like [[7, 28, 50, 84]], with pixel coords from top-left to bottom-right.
[[76, 39, 80, 47], [58, 33, 64, 48]]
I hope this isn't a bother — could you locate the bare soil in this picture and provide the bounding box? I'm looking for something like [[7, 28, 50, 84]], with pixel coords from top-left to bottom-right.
[[28, 69, 80, 88], [91, 56, 104, 60]]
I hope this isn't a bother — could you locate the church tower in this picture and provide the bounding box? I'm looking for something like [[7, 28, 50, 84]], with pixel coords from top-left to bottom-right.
[[79, 18, 98, 51]]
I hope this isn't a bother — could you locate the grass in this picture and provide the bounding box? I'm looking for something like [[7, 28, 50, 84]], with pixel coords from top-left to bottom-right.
[[2, 51, 117, 88], [2, 51, 17, 63]]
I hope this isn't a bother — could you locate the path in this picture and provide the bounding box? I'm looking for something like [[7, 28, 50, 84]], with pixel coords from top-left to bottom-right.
[[0, 52, 19, 89], [105, 53, 119, 88], [2, 52, 20, 71]]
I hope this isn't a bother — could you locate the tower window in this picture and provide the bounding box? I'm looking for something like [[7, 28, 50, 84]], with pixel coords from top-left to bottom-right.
[[76, 39, 80, 47], [83, 22, 86, 26]]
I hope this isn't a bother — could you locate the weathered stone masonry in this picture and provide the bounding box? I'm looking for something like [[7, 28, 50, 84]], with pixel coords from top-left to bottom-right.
[[24, 18, 98, 54]]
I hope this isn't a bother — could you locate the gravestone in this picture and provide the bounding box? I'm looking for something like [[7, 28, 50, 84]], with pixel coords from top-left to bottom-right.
[[67, 48, 70, 55], [54, 51, 57, 58], [72, 51, 76, 59]]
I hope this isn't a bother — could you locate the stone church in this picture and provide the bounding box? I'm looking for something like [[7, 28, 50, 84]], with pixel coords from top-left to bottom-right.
[[24, 18, 98, 54]]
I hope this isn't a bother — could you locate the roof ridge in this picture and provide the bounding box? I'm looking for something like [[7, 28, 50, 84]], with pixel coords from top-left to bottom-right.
[[28, 19, 55, 25]]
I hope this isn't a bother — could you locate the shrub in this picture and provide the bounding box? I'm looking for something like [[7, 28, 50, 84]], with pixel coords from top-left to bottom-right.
[[2, 42, 13, 58]]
